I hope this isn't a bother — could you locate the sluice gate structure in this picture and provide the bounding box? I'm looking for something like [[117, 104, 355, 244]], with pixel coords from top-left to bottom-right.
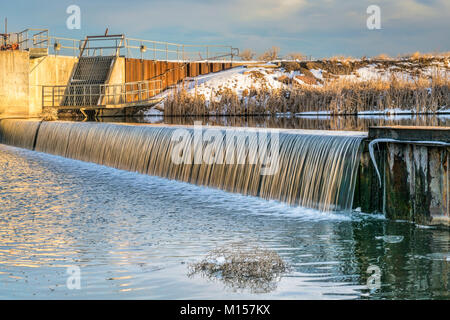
[[0, 28, 239, 118], [0, 119, 448, 227]]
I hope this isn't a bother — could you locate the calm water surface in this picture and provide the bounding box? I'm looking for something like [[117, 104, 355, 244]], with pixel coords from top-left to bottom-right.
[[0, 144, 448, 299], [92, 114, 450, 131]]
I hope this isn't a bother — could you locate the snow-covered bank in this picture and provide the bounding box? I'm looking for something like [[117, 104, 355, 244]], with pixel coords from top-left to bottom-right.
[[143, 56, 449, 116]]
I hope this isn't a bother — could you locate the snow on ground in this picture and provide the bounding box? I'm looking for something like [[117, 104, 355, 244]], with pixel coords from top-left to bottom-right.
[[296, 108, 450, 116], [309, 69, 324, 81], [186, 66, 285, 101]]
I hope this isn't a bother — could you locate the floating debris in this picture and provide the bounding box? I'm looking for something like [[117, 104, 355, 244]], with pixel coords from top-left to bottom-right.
[[375, 235, 404, 243], [188, 243, 288, 293]]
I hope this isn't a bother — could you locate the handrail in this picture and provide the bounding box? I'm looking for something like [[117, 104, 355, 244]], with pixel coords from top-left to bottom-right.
[[42, 79, 163, 108], [10, 28, 237, 61]]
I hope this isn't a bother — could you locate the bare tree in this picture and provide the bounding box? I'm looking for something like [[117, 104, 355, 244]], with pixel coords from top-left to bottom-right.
[[284, 52, 305, 61], [258, 46, 280, 62], [239, 48, 256, 61]]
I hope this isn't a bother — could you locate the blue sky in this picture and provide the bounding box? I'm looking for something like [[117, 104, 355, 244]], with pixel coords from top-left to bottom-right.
[[2, 0, 449, 58]]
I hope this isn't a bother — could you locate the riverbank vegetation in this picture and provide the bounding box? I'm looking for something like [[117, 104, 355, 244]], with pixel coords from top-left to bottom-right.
[[164, 73, 449, 116], [160, 52, 450, 116]]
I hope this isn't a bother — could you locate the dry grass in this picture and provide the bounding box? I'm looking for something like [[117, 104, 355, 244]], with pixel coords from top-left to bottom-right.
[[164, 55, 449, 116], [373, 53, 391, 60], [41, 107, 58, 121], [290, 74, 449, 114], [164, 73, 449, 116], [188, 243, 288, 293]]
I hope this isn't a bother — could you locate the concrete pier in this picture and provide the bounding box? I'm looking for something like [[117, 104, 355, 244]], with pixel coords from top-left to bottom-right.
[[358, 126, 450, 227]]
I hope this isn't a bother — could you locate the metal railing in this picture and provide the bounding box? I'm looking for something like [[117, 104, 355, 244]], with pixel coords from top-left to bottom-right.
[[15, 28, 82, 56], [79, 34, 125, 58], [42, 79, 163, 108], [124, 37, 239, 61], [12, 28, 238, 61]]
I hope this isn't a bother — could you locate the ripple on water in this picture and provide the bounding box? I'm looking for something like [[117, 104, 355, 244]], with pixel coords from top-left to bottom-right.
[[0, 144, 449, 299]]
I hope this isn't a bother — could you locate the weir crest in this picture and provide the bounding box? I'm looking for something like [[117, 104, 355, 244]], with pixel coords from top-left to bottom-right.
[[0, 119, 365, 212]]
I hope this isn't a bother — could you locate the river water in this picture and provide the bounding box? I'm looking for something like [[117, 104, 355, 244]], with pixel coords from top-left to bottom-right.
[[96, 114, 450, 131], [0, 143, 448, 299]]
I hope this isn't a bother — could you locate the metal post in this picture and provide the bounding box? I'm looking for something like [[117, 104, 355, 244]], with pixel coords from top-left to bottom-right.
[[42, 86, 44, 108], [138, 82, 142, 101]]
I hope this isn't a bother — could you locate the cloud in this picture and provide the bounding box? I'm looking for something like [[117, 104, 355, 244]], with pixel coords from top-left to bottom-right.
[[3, 0, 449, 57], [229, 0, 308, 20]]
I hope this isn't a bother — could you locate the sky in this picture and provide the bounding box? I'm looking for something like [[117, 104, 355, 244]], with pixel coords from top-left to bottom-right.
[[1, 0, 449, 58]]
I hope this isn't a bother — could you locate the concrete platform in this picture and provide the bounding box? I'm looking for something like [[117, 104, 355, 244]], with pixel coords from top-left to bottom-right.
[[369, 126, 450, 143]]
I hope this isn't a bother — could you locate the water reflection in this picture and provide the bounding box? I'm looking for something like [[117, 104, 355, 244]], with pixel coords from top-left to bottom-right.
[[91, 114, 450, 132], [0, 144, 448, 299]]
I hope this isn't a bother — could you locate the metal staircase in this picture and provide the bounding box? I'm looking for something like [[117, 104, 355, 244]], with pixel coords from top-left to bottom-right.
[[61, 35, 122, 108], [61, 56, 115, 107]]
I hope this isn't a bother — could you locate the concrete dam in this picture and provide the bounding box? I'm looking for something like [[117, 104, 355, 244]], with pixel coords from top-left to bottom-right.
[[0, 28, 449, 227]]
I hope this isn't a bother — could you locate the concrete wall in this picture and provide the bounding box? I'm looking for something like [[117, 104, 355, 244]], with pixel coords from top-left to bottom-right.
[[0, 51, 76, 118], [29, 55, 77, 116], [0, 51, 30, 117], [384, 143, 449, 226], [353, 141, 385, 214], [108, 57, 125, 85], [356, 128, 450, 227]]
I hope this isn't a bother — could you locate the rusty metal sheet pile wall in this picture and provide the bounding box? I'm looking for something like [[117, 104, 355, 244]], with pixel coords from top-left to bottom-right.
[[125, 59, 233, 93]]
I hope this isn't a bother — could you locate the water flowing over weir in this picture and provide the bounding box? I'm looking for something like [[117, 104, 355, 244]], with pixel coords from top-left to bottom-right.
[[0, 119, 366, 212], [0, 119, 42, 150]]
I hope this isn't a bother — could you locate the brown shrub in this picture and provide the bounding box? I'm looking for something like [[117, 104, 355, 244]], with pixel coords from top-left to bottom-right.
[[284, 52, 305, 61], [295, 75, 318, 85], [281, 61, 301, 72], [258, 46, 280, 62]]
